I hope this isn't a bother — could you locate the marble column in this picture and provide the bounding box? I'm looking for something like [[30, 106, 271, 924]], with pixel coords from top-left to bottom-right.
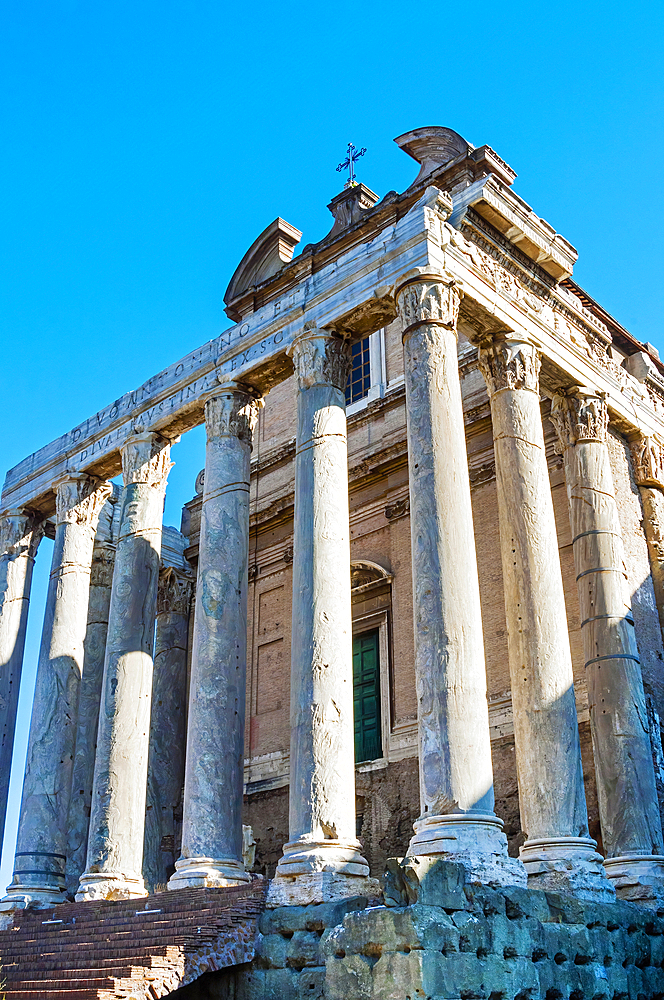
[[269, 329, 376, 906], [395, 274, 524, 888], [168, 383, 260, 891], [2, 476, 111, 909], [65, 487, 121, 897], [0, 510, 43, 853], [630, 434, 664, 646], [551, 390, 664, 902], [77, 433, 171, 901], [478, 339, 612, 899], [144, 557, 193, 892]]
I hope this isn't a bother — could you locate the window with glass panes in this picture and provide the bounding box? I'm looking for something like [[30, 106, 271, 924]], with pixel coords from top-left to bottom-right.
[[352, 629, 382, 763], [345, 336, 371, 405]]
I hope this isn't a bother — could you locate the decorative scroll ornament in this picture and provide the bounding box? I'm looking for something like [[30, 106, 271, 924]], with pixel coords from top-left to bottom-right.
[[121, 433, 173, 489], [157, 565, 194, 616], [550, 390, 609, 453], [288, 331, 352, 392], [396, 276, 461, 334], [384, 497, 410, 521], [55, 476, 113, 529], [630, 433, 664, 489], [477, 340, 541, 396], [0, 509, 43, 559], [204, 386, 263, 447]]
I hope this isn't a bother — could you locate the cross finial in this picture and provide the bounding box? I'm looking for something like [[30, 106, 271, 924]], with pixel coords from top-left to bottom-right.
[[336, 142, 366, 189]]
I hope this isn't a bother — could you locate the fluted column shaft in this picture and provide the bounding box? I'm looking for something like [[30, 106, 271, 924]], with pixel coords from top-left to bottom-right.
[[478, 340, 611, 899], [2, 477, 110, 909], [144, 561, 192, 892], [552, 391, 664, 901], [77, 433, 171, 901], [168, 386, 259, 892], [269, 329, 375, 906], [65, 489, 120, 897], [0, 510, 42, 852], [395, 275, 524, 888]]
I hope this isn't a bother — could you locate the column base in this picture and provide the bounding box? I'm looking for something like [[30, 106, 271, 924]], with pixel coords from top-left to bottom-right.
[[0, 886, 67, 912], [268, 839, 379, 906], [75, 871, 148, 902], [604, 854, 664, 906], [407, 812, 526, 888], [520, 837, 615, 901], [167, 856, 250, 890]]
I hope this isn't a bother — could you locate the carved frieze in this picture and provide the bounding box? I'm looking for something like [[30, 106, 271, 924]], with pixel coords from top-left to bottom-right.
[[55, 476, 112, 529], [289, 331, 351, 392], [204, 387, 262, 447], [630, 434, 664, 489], [121, 433, 173, 489], [550, 391, 609, 452], [478, 340, 540, 396], [396, 276, 461, 333], [157, 565, 194, 617]]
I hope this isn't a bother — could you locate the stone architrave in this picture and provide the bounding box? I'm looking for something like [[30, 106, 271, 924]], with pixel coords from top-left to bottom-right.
[[630, 434, 664, 646], [1, 476, 111, 909], [65, 488, 121, 897], [478, 340, 612, 899], [168, 383, 261, 891], [395, 274, 524, 888], [551, 391, 664, 902], [77, 433, 172, 902], [144, 558, 193, 893], [0, 510, 43, 852], [268, 329, 378, 906]]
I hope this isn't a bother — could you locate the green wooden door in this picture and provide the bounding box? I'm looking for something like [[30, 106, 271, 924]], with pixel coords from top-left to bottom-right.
[[353, 629, 382, 763]]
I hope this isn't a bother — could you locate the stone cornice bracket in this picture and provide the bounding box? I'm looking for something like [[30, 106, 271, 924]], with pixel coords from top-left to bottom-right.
[[287, 327, 352, 392], [121, 432, 173, 489], [54, 474, 113, 529], [630, 433, 664, 489], [395, 271, 462, 339], [550, 389, 608, 454], [157, 564, 194, 616], [204, 383, 263, 448], [477, 339, 541, 396]]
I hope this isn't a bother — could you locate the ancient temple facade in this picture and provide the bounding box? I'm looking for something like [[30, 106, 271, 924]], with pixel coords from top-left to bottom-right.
[[2, 126, 664, 999]]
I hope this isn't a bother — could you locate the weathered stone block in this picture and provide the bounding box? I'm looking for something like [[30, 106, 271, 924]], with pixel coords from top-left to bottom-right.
[[325, 954, 375, 1000], [287, 930, 322, 969], [256, 932, 289, 969]]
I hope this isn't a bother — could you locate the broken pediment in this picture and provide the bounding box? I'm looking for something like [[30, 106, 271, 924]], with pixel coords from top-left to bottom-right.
[[394, 126, 472, 187], [224, 217, 302, 322]]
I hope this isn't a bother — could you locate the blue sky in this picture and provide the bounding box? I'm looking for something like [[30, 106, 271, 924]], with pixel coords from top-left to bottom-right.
[[0, 0, 662, 890]]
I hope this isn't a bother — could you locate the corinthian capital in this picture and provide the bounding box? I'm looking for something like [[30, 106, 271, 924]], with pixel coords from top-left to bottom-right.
[[395, 274, 461, 335], [478, 340, 540, 396], [630, 433, 664, 489], [288, 330, 351, 392], [157, 565, 194, 616], [0, 509, 43, 559], [121, 433, 173, 489], [550, 390, 608, 452], [204, 383, 263, 447], [54, 475, 113, 530]]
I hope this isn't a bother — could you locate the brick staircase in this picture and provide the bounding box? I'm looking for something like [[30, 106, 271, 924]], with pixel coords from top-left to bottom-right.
[[0, 879, 266, 999]]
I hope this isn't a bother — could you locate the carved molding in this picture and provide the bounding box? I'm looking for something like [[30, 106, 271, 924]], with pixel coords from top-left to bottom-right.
[[157, 565, 194, 616], [469, 461, 497, 488], [0, 510, 43, 560], [478, 340, 540, 395], [630, 434, 664, 489], [204, 387, 262, 447], [121, 433, 173, 489], [396, 276, 461, 334], [384, 497, 410, 521], [288, 331, 351, 392], [55, 477, 112, 529], [550, 391, 608, 452]]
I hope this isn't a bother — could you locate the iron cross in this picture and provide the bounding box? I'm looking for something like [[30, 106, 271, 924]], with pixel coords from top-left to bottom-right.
[[336, 142, 366, 187]]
